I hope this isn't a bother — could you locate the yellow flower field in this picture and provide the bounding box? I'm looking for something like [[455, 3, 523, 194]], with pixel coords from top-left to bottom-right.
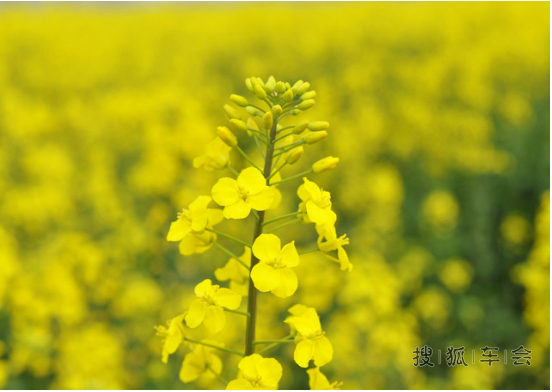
[[0, 2, 549, 389]]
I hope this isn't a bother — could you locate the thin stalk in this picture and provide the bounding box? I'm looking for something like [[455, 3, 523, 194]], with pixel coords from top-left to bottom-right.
[[274, 131, 295, 143], [273, 140, 306, 158], [266, 218, 300, 234], [248, 104, 266, 114], [185, 337, 244, 357], [254, 135, 266, 159], [267, 162, 286, 181], [213, 241, 250, 270], [206, 364, 229, 385], [270, 169, 313, 186], [236, 146, 262, 172], [256, 334, 294, 355], [254, 339, 295, 345], [262, 211, 302, 227], [225, 308, 250, 317], [206, 228, 252, 248], [226, 164, 239, 177], [299, 248, 320, 256], [274, 140, 304, 151]]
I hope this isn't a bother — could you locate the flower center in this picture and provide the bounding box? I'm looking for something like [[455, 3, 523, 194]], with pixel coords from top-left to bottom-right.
[[238, 185, 250, 201], [267, 256, 285, 269]]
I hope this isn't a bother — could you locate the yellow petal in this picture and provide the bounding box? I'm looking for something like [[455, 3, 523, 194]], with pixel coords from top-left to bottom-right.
[[306, 201, 336, 226], [257, 357, 283, 388], [271, 268, 298, 298], [167, 218, 191, 241], [338, 246, 353, 272], [294, 339, 315, 368], [307, 367, 332, 390], [280, 241, 300, 267], [179, 352, 203, 383], [251, 263, 281, 292], [194, 279, 213, 296], [189, 195, 212, 213], [303, 178, 322, 200], [224, 199, 251, 219], [191, 213, 208, 232], [213, 288, 242, 310], [185, 299, 207, 328], [268, 186, 282, 210], [207, 209, 224, 226], [238, 354, 262, 378], [227, 379, 253, 390], [238, 167, 266, 194], [203, 305, 226, 334], [313, 337, 333, 367], [212, 177, 240, 206], [248, 187, 275, 211], [252, 234, 281, 261]]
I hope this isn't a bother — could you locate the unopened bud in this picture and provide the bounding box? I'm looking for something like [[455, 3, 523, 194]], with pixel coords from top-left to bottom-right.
[[266, 76, 276, 91], [255, 84, 267, 100], [293, 120, 309, 134], [229, 119, 248, 133], [263, 111, 273, 130], [297, 99, 315, 110], [230, 94, 249, 107], [285, 146, 304, 165], [302, 131, 327, 145], [246, 106, 260, 116], [282, 89, 294, 102], [312, 156, 339, 173], [245, 78, 254, 92], [301, 91, 316, 100], [296, 82, 311, 96], [307, 121, 329, 131], [291, 108, 302, 116], [223, 104, 241, 120], [217, 126, 237, 147], [292, 80, 304, 94], [272, 105, 282, 116], [275, 81, 286, 93]]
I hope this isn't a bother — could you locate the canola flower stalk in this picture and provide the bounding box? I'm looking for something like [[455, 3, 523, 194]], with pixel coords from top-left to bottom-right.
[[159, 76, 350, 389]]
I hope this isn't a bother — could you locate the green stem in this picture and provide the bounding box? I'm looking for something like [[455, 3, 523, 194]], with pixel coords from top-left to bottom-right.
[[254, 135, 266, 159], [225, 308, 250, 317], [206, 363, 229, 385], [274, 131, 295, 143], [226, 164, 239, 177], [262, 211, 301, 227], [267, 162, 286, 180], [256, 334, 294, 355], [299, 248, 320, 256], [185, 337, 244, 357], [254, 339, 295, 345], [236, 145, 262, 172], [273, 140, 306, 158], [206, 228, 252, 248], [270, 169, 313, 186], [213, 241, 250, 270], [266, 218, 300, 234]]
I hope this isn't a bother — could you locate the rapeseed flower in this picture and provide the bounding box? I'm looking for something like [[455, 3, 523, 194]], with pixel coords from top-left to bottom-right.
[[180, 341, 223, 383], [193, 137, 232, 171], [317, 225, 352, 272], [298, 178, 336, 226], [251, 234, 300, 298], [285, 305, 333, 368], [167, 196, 223, 242], [307, 367, 342, 390], [226, 354, 282, 390], [154, 314, 186, 364], [185, 279, 242, 334], [212, 167, 274, 219], [214, 247, 251, 296]]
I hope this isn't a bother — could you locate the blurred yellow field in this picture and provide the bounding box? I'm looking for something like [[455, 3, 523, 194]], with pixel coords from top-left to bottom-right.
[[0, 2, 549, 390]]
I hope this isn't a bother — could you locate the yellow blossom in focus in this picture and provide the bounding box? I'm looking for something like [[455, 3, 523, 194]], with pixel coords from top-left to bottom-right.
[[226, 354, 282, 390], [167, 196, 223, 242], [298, 178, 336, 226], [179, 341, 223, 383], [193, 137, 232, 171], [251, 234, 300, 298], [285, 305, 333, 368], [307, 367, 342, 390], [316, 225, 352, 272], [154, 313, 186, 364], [185, 279, 242, 334], [214, 247, 251, 296], [212, 167, 274, 219]]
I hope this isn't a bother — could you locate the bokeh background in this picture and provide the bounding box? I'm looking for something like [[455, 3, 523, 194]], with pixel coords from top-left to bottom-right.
[[0, 2, 549, 390]]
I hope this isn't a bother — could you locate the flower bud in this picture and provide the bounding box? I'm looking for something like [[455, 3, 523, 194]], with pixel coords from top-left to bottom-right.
[[297, 99, 315, 110], [282, 89, 294, 102], [223, 104, 241, 120], [307, 121, 330, 131], [263, 111, 273, 130], [266, 76, 276, 91], [245, 78, 254, 92], [275, 81, 286, 93], [229, 119, 248, 133], [293, 120, 309, 134], [255, 84, 267, 100], [296, 82, 311, 96], [291, 108, 302, 116], [245, 106, 260, 116], [272, 105, 282, 116], [285, 146, 304, 165], [230, 94, 249, 107], [312, 156, 339, 173], [247, 118, 259, 131], [217, 126, 237, 147], [300, 91, 316, 100], [292, 80, 304, 94], [302, 131, 327, 145]]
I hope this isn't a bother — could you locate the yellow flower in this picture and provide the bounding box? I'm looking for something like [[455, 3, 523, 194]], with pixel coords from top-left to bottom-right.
[[167, 196, 223, 242], [316, 225, 352, 272], [298, 178, 336, 226], [307, 367, 342, 390], [214, 247, 251, 296], [193, 137, 232, 171], [185, 279, 242, 334], [212, 167, 275, 219], [226, 354, 282, 390], [284, 305, 333, 368], [154, 314, 186, 364], [179, 231, 218, 256], [251, 234, 300, 298], [179, 341, 222, 383]]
